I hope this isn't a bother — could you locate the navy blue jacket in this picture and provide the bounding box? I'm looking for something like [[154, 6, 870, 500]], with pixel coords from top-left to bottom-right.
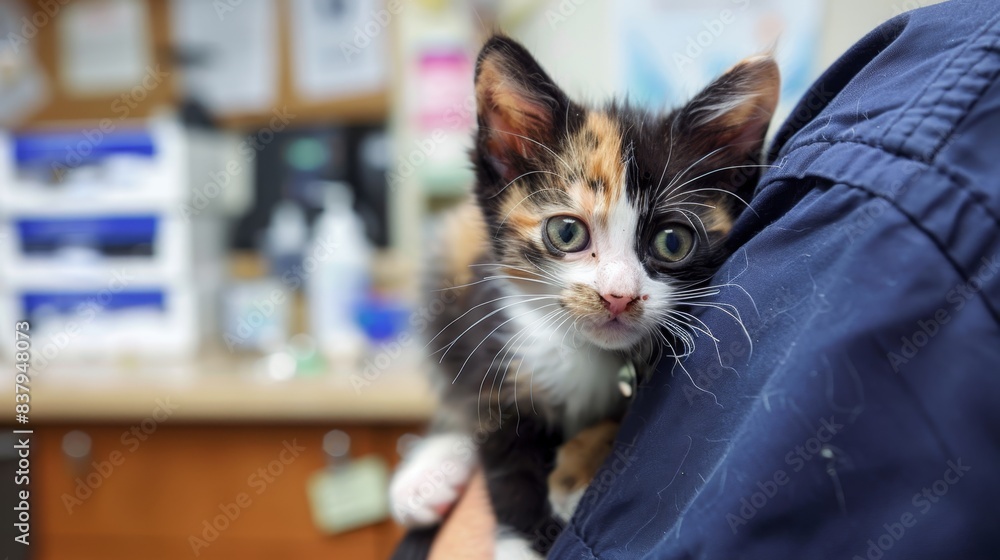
[[551, 1, 1000, 558]]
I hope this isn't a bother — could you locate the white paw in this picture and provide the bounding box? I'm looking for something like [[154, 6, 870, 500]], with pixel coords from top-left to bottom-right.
[[389, 433, 477, 527], [494, 531, 544, 560]]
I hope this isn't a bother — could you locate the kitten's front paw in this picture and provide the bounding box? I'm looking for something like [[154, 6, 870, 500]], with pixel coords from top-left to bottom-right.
[[389, 433, 476, 527]]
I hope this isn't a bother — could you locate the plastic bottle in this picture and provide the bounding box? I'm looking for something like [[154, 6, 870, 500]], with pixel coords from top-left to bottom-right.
[[307, 181, 371, 364], [264, 198, 308, 279]]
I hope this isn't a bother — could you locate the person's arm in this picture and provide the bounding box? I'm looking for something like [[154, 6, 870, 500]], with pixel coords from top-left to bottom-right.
[[428, 469, 495, 560]]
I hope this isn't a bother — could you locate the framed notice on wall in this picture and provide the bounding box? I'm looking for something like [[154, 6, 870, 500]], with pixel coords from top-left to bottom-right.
[[57, 0, 153, 96], [289, 0, 390, 101]]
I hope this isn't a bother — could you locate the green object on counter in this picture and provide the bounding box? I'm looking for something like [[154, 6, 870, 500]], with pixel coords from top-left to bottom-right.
[[307, 456, 390, 534]]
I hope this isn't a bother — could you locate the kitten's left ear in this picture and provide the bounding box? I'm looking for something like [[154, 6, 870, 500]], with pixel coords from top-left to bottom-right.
[[474, 35, 572, 184], [677, 55, 780, 161]]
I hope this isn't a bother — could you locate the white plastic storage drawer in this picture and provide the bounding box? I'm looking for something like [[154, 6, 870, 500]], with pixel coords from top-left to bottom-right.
[[0, 121, 187, 212], [0, 213, 196, 281], [0, 284, 199, 361]]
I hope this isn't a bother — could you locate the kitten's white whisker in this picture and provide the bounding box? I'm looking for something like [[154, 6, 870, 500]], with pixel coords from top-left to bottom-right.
[[438, 298, 557, 362], [523, 254, 565, 286], [654, 326, 693, 359], [485, 128, 574, 173], [659, 145, 729, 199], [664, 310, 719, 343], [531, 309, 577, 413], [489, 170, 568, 200], [425, 293, 559, 348], [664, 310, 733, 372], [672, 292, 723, 302], [434, 274, 557, 292], [669, 207, 707, 238], [468, 263, 561, 285], [682, 301, 754, 358], [455, 301, 561, 401], [487, 307, 559, 399], [495, 188, 569, 237], [662, 164, 777, 202], [665, 201, 717, 210], [487, 306, 562, 427], [479, 309, 547, 427], [531, 310, 570, 414], [668, 345, 721, 407], [703, 282, 761, 317], [483, 259, 563, 286], [508, 308, 565, 434], [661, 187, 756, 212], [547, 310, 576, 343], [654, 113, 680, 192]]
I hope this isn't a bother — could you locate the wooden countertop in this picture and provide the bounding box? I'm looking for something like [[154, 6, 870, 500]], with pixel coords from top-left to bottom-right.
[[5, 353, 436, 424]]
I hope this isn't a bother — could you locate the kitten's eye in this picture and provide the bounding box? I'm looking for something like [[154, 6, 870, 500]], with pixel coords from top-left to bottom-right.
[[650, 225, 695, 263], [544, 216, 590, 254]]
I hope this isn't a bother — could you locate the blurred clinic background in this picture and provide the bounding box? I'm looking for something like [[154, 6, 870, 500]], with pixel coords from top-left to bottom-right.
[[0, 0, 940, 558]]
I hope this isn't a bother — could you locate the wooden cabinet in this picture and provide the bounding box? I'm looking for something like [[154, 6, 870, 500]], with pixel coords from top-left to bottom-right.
[[31, 423, 416, 559]]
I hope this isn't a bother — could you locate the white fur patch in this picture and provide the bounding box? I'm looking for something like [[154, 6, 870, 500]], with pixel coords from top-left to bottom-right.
[[549, 485, 586, 523], [389, 433, 477, 527], [505, 299, 625, 435], [494, 529, 544, 560]]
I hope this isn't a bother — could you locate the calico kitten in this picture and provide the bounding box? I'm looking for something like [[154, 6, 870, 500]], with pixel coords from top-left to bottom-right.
[[390, 35, 779, 558]]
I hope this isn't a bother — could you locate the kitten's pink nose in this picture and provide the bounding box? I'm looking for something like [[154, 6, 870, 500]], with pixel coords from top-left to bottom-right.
[[601, 293, 639, 317]]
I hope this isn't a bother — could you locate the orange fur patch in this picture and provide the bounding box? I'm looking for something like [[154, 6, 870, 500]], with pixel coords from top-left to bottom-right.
[[440, 201, 489, 286], [583, 113, 626, 203], [549, 420, 620, 494], [562, 112, 629, 227], [705, 203, 735, 236]]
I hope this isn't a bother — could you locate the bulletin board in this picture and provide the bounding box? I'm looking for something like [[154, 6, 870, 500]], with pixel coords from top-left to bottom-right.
[[16, 0, 178, 127], [16, 0, 389, 130]]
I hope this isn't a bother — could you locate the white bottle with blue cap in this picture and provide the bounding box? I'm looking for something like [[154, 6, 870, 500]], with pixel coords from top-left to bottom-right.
[[307, 181, 371, 364]]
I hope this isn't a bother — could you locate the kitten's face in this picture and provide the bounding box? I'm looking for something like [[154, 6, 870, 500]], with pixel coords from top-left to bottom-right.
[[472, 37, 779, 351]]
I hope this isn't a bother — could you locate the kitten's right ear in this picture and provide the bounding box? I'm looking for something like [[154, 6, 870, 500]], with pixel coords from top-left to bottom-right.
[[675, 54, 780, 162], [474, 35, 571, 183]]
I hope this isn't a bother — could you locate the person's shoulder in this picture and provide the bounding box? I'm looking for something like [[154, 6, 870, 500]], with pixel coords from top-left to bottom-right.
[[770, 0, 1000, 169], [744, 0, 1000, 297]]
